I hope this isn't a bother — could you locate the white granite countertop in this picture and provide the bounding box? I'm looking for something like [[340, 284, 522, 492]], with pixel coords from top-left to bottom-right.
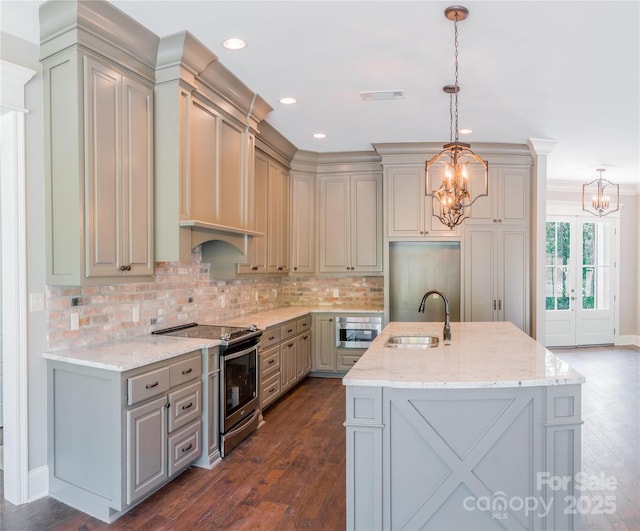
[[222, 306, 383, 330], [342, 321, 585, 389], [43, 306, 383, 372], [43, 335, 219, 372]]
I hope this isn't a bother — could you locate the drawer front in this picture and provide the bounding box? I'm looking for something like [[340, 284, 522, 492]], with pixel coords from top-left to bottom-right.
[[261, 327, 281, 349], [168, 381, 202, 433], [128, 366, 170, 406], [337, 353, 364, 371], [170, 354, 202, 387], [260, 346, 281, 377], [280, 320, 297, 341], [168, 420, 202, 477], [260, 371, 281, 410], [296, 315, 311, 335]]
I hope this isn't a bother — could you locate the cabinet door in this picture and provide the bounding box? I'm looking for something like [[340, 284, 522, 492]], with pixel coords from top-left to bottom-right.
[[312, 315, 336, 371], [267, 160, 290, 273], [279, 166, 290, 272], [280, 340, 297, 393], [296, 332, 312, 379], [291, 173, 315, 274], [463, 228, 497, 323], [218, 120, 245, 229], [239, 151, 268, 273], [350, 174, 382, 271], [84, 57, 121, 278], [499, 167, 529, 225], [499, 228, 529, 333], [122, 76, 154, 276], [386, 167, 424, 238], [126, 395, 168, 504], [189, 99, 218, 224], [318, 176, 350, 272]]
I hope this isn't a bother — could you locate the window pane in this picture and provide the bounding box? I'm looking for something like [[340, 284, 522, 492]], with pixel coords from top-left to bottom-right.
[[557, 222, 570, 265], [583, 223, 594, 266]]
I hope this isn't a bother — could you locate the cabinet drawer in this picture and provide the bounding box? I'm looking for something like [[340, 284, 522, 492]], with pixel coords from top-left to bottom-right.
[[260, 371, 281, 410], [260, 346, 280, 377], [261, 327, 281, 349], [280, 320, 297, 341], [296, 316, 311, 335], [337, 352, 365, 371], [128, 366, 170, 406], [168, 420, 201, 477], [168, 381, 202, 433], [170, 354, 202, 387]]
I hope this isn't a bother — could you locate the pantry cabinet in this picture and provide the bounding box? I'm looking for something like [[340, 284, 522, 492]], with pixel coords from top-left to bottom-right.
[[463, 226, 530, 333], [318, 174, 383, 273], [385, 165, 461, 239]]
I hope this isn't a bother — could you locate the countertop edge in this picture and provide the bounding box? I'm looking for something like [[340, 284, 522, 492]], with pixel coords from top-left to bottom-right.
[[342, 376, 586, 388]]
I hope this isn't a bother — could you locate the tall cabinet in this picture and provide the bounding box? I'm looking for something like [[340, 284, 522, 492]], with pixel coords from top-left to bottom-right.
[[464, 165, 531, 333], [40, 1, 157, 285]]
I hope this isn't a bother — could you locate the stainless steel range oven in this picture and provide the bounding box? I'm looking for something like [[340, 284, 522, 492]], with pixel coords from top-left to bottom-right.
[[152, 323, 261, 457]]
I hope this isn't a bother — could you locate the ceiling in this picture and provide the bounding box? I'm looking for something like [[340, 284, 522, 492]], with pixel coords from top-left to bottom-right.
[[2, 0, 639, 186]]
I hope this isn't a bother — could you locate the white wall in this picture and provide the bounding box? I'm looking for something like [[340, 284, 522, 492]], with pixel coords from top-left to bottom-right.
[[0, 32, 48, 473], [547, 185, 640, 342]]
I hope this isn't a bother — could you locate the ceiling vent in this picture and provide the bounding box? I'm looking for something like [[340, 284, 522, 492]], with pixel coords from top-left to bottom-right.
[[360, 90, 405, 101]]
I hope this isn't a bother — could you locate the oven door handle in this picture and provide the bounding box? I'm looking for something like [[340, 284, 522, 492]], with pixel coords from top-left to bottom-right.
[[224, 408, 260, 438], [222, 343, 258, 361]]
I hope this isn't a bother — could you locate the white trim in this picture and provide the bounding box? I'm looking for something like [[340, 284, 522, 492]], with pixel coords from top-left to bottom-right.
[[1, 60, 35, 506], [616, 335, 640, 347], [28, 465, 49, 502]]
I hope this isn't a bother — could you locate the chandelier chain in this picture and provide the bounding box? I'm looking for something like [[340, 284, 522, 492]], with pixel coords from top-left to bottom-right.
[[453, 11, 460, 143]]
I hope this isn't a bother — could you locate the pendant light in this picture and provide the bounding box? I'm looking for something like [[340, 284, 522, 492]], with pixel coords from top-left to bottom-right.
[[582, 168, 619, 217], [425, 5, 488, 229]]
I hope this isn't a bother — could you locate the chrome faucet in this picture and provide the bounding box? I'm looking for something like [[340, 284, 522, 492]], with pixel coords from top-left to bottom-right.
[[418, 289, 451, 342]]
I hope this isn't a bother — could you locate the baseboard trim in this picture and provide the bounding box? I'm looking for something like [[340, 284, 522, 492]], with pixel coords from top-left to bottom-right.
[[28, 464, 48, 502], [616, 335, 640, 347]]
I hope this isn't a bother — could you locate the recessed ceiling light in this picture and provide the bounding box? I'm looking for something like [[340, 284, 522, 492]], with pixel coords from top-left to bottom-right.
[[279, 97, 298, 105], [222, 37, 247, 50], [459, 128, 473, 135], [312, 132, 327, 139]]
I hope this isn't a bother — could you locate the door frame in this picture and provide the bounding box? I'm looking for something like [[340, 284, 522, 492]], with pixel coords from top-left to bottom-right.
[[1, 60, 35, 505], [546, 200, 620, 347]]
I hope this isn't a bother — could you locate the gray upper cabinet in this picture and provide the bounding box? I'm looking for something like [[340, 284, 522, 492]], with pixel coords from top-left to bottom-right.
[[318, 174, 383, 273], [154, 32, 272, 263], [40, 1, 157, 285], [290, 173, 315, 274]]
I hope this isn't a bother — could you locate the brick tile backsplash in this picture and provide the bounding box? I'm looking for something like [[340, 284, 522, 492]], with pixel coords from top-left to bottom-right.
[[46, 247, 384, 351]]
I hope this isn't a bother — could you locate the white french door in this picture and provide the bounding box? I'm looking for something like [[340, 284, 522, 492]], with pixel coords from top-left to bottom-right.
[[545, 216, 616, 347]]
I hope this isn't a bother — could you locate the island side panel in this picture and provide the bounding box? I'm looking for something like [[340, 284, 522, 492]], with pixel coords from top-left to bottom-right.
[[345, 386, 383, 531], [544, 384, 582, 531]]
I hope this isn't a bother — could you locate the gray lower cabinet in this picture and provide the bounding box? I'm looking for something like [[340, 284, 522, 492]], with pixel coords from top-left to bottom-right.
[[345, 384, 582, 530], [47, 351, 204, 523], [259, 315, 311, 411]]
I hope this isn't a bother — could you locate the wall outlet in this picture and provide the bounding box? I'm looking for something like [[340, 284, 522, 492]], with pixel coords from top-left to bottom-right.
[[70, 312, 79, 331], [133, 305, 140, 323], [333, 289, 339, 297], [30, 292, 45, 312]]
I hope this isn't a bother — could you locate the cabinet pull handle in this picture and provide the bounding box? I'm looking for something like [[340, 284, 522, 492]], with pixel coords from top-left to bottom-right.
[[498, 300, 502, 310], [252, 266, 258, 271], [288, 343, 294, 348], [181, 443, 193, 453], [268, 359, 275, 364], [145, 381, 159, 389], [303, 335, 308, 340], [493, 300, 497, 310], [278, 266, 283, 271], [329, 318, 333, 322], [181, 368, 193, 375], [181, 402, 193, 410], [268, 336, 275, 341], [288, 328, 293, 333], [269, 387, 276, 393]]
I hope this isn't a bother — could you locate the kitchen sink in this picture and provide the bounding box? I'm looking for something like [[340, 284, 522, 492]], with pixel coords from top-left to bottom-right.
[[384, 335, 439, 348]]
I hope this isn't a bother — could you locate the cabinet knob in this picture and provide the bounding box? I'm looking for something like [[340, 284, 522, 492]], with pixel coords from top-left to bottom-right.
[[498, 219, 503, 223], [251, 266, 258, 271], [493, 219, 498, 223], [294, 267, 298, 271], [119, 265, 131, 272], [278, 266, 283, 271]]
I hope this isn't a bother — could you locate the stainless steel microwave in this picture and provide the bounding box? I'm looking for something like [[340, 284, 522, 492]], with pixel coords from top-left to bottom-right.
[[336, 316, 382, 348]]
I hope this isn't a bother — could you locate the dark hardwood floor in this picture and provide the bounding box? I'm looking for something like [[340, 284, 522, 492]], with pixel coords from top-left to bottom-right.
[[2, 346, 639, 530], [0, 377, 346, 530]]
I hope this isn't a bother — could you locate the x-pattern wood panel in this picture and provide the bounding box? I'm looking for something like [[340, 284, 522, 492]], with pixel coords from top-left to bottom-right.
[[390, 393, 535, 530]]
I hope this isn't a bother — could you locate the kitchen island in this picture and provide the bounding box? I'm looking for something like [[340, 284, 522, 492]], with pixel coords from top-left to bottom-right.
[[343, 321, 584, 531]]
